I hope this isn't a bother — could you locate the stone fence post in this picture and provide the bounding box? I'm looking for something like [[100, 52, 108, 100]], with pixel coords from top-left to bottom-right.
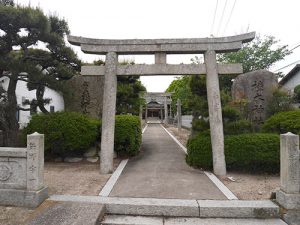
[[27, 132, 45, 191], [177, 98, 182, 131], [276, 132, 300, 225]]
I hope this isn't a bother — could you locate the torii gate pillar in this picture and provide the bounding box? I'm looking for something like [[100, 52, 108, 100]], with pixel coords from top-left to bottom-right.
[[100, 52, 117, 174], [205, 50, 226, 176]]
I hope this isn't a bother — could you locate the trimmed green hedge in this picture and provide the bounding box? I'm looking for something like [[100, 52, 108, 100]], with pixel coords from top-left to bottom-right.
[[114, 115, 141, 156], [186, 133, 280, 173], [23, 112, 100, 156], [262, 110, 300, 135], [23, 113, 142, 157]]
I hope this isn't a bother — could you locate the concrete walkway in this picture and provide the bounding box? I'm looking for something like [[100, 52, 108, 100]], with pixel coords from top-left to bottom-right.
[[110, 124, 226, 199]]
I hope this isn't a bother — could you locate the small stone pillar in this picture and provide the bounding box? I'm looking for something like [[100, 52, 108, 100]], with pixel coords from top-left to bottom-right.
[[276, 132, 300, 225], [177, 98, 182, 131], [139, 105, 143, 122], [204, 50, 226, 176], [164, 96, 168, 124], [160, 105, 163, 122], [100, 52, 118, 174], [145, 104, 148, 123], [27, 132, 45, 191]]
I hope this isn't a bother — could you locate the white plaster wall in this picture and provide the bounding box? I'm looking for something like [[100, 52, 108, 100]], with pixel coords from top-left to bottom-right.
[[0, 78, 64, 128], [282, 70, 300, 94]]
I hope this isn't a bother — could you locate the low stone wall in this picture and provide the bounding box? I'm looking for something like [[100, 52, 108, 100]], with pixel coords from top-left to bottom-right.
[[0, 132, 48, 207], [276, 132, 300, 225]]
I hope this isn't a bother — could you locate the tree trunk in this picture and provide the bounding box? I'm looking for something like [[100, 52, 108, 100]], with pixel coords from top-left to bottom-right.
[[36, 85, 49, 114], [4, 74, 20, 147]]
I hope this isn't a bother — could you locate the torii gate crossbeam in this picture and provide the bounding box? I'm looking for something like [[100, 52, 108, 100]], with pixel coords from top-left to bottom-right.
[[68, 32, 255, 176]]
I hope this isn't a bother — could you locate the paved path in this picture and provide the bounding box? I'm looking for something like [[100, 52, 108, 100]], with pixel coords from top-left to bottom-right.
[[110, 124, 226, 199]]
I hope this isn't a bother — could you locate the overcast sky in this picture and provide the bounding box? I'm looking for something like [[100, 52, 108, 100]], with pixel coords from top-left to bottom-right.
[[16, 0, 300, 92]]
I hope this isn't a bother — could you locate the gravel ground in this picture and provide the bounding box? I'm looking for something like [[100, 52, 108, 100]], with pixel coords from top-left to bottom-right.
[[221, 172, 280, 200], [0, 160, 120, 225], [164, 124, 280, 200], [163, 124, 191, 146]]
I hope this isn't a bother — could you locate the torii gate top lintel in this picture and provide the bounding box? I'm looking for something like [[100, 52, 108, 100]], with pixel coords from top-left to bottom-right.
[[67, 32, 255, 55]]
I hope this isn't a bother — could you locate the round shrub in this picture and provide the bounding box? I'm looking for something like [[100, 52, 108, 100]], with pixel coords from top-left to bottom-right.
[[224, 119, 253, 135], [23, 112, 100, 156], [262, 110, 300, 135], [191, 118, 209, 134], [186, 133, 280, 173], [294, 84, 300, 102], [114, 115, 141, 156], [222, 105, 240, 122]]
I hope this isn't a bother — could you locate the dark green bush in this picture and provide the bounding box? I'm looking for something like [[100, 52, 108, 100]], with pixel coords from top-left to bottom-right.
[[222, 105, 240, 122], [23, 111, 100, 156], [224, 119, 253, 135], [114, 115, 141, 156], [191, 118, 210, 134], [186, 133, 280, 173], [24, 113, 141, 158], [294, 84, 300, 103], [262, 110, 300, 135]]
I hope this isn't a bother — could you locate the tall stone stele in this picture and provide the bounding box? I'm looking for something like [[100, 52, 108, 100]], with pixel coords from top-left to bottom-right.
[[232, 70, 278, 128]]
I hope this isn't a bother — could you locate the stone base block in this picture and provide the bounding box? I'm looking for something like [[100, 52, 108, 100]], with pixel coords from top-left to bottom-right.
[[0, 187, 48, 208], [276, 190, 300, 209]]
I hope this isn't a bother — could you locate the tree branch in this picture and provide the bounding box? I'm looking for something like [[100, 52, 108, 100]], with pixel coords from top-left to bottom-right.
[[16, 106, 31, 111]]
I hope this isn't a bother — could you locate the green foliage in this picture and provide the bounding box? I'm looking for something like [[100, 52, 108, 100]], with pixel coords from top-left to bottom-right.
[[88, 59, 146, 115], [117, 76, 146, 115], [224, 119, 253, 135], [186, 133, 280, 173], [114, 115, 142, 156], [267, 88, 294, 116], [0, 2, 80, 145], [23, 112, 100, 156], [222, 105, 240, 122], [0, 0, 14, 6], [218, 35, 292, 74], [191, 118, 210, 135], [166, 76, 193, 114], [294, 84, 300, 103], [262, 110, 300, 135], [23, 113, 142, 158]]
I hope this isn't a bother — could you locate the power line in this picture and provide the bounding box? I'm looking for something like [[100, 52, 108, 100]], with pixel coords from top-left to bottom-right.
[[216, 0, 228, 36], [274, 60, 300, 72], [290, 41, 300, 49], [290, 44, 300, 52], [222, 0, 237, 35], [210, 0, 219, 36]]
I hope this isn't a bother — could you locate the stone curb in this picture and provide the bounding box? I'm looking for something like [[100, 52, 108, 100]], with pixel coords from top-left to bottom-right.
[[27, 201, 105, 225], [198, 200, 279, 218], [49, 195, 280, 218]]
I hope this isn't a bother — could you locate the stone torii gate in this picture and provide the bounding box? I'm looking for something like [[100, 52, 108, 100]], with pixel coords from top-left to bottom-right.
[[68, 32, 255, 176]]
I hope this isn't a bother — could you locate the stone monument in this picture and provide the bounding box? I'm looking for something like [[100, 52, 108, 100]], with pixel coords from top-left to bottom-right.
[[64, 75, 104, 119], [232, 70, 278, 127]]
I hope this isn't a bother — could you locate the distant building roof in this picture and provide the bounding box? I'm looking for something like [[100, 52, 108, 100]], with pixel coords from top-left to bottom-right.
[[279, 64, 300, 85]]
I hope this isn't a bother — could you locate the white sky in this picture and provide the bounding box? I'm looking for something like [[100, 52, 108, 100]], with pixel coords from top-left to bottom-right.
[[16, 0, 300, 92]]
